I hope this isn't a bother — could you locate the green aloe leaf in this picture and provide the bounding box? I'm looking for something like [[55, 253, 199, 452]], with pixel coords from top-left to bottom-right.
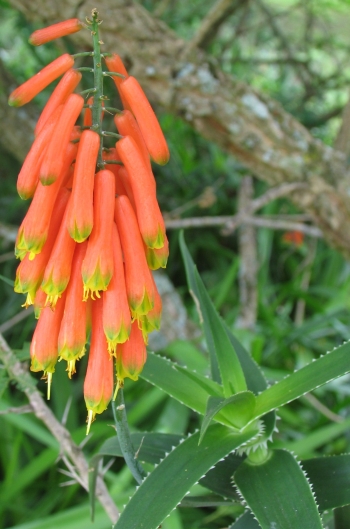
[[179, 231, 247, 396], [141, 352, 217, 415], [180, 494, 234, 508], [253, 341, 350, 420], [334, 505, 350, 529], [234, 449, 324, 529], [303, 454, 350, 511], [230, 511, 261, 528], [200, 392, 256, 443], [114, 424, 259, 529], [91, 432, 182, 465]]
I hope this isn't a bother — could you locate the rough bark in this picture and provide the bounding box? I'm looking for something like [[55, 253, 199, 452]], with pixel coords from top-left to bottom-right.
[[5, 0, 350, 258]]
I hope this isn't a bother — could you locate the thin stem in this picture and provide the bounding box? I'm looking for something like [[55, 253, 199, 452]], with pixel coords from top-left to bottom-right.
[[75, 67, 94, 73], [91, 10, 104, 169], [102, 131, 123, 139], [72, 52, 94, 58], [80, 87, 96, 96], [102, 71, 126, 79], [112, 390, 147, 485], [104, 106, 122, 114]]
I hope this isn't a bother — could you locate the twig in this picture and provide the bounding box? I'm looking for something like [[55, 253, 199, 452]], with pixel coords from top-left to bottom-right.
[[166, 182, 310, 231], [0, 332, 119, 523], [0, 307, 34, 335], [334, 91, 350, 158], [303, 393, 343, 423], [294, 237, 317, 326], [0, 404, 32, 415], [236, 176, 257, 329], [166, 214, 322, 238], [0, 223, 17, 243], [182, 0, 248, 57], [0, 252, 15, 264]]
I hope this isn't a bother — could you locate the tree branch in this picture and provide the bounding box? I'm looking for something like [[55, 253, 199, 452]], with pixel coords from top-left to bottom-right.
[[5, 0, 350, 259], [0, 333, 119, 523]]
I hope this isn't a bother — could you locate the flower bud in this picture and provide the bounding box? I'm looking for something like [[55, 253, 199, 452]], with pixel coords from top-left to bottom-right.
[[30, 291, 67, 399], [17, 105, 64, 200], [40, 93, 84, 185], [103, 223, 131, 354], [114, 195, 155, 317], [116, 320, 146, 384], [84, 297, 114, 434], [8, 54, 74, 107], [66, 130, 100, 242], [35, 69, 82, 136], [16, 141, 77, 259], [116, 136, 166, 249], [58, 242, 88, 378], [82, 170, 115, 299], [14, 189, 70, 305], [41, 199, 77, 306], [104, 54, 130, 110], [29, 19, 83, 46], [119, 76, 170, 165]]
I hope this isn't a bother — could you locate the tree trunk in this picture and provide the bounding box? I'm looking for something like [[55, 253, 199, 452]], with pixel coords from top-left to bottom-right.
[[5, 0, 350, 258]]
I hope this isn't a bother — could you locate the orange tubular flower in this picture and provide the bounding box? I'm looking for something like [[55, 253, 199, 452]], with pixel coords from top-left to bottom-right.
[[33, 288, 47, 319], [30, 291, 67, 400], [114, 195, 155, 317], [103, 223, 131, 354], [66, 130, 100, 242], [41, 200, 77, 307], [40, 93, 84, 185], [119, 76, 170, 165], [118, 167, 136, 209], [145, 235, 169, 270], [84, 297, 114, 434], [29, 19, 83, 46], [8, 54, 74, 107], [114, 110, 151, 169], [104, 53, 130, 110], [17, 105, 63, 200], [116, 320, 147, 387], [16, 140, 77, 260], [139, 274, 162, 341], [116, 136, 166, 249], [35, 69, 82, 136], [102, 149, 126, 196], [14, 188, 70, 305], [58, 242, 88, 378], [82, 170, 115, 299]]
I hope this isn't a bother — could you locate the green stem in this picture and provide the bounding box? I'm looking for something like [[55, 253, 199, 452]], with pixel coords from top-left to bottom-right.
[[91, 11, 104, 169], [102, 131, 123, 139], [72, 51, 94, 58], [103, 71, 126, 78], [112, 390, 147, 485]]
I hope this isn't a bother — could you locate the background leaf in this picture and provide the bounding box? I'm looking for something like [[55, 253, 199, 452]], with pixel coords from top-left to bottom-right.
[[234, 449, 324, 529]]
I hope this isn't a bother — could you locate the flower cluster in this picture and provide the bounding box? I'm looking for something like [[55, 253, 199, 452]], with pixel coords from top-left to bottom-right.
[[9, 11, 169, 432]]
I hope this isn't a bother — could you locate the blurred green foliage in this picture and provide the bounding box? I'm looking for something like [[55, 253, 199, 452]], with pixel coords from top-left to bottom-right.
[[1, 1, 350, 528]]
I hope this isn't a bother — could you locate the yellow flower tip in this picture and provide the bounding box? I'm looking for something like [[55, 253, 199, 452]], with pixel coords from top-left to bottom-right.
[[130, 289, 154, 319], [47, 372, 53, 400], [22, 291, 36, 308], [66, 359, 77, 379], [15, 247, 27, 261], [45, 293, 60, 308], [107, 341, 117, 357], [144, 225, 165, 250], [86, 409, 95, 435], [69, 220, 91, 243], [29, 251, 37, 261]]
